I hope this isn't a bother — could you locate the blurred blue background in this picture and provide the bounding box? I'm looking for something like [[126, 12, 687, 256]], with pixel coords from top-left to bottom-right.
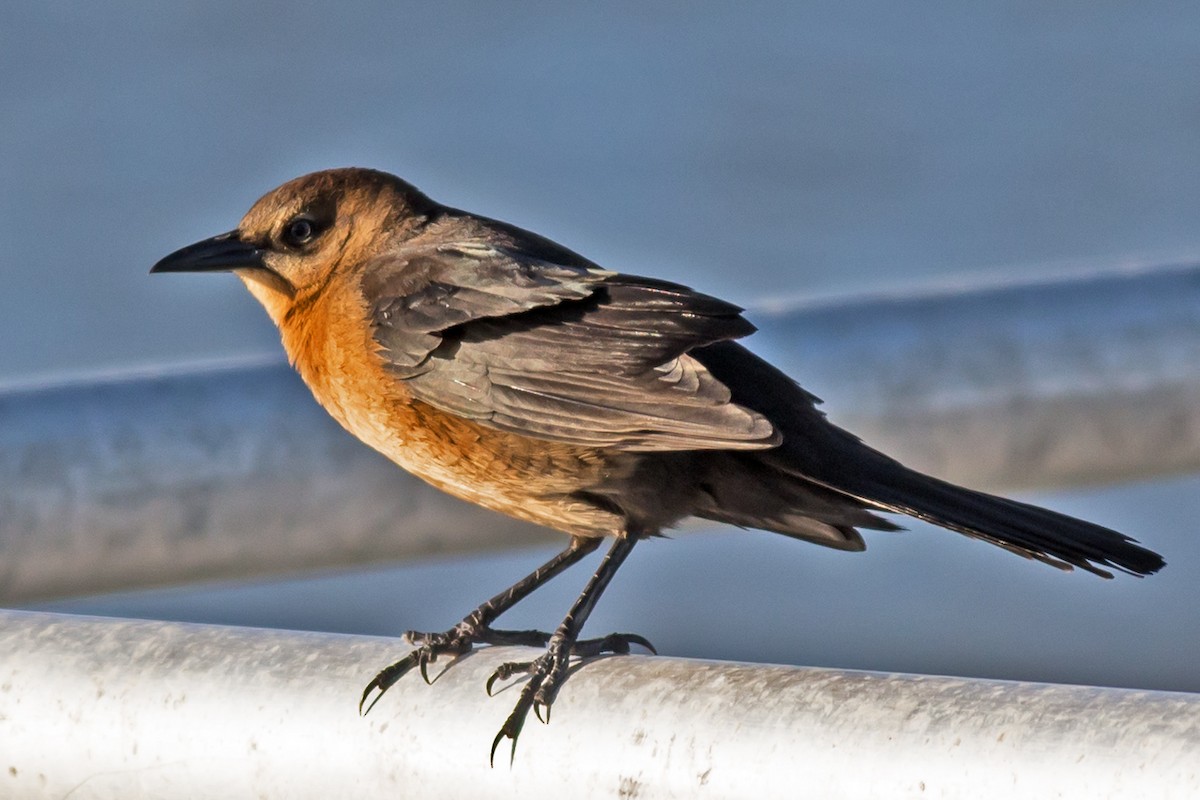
[[4, 4, 1199, 691]]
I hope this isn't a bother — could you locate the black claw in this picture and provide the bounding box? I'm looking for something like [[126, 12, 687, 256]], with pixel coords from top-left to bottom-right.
[[358, 684, 376, 716], [490, 728, 516, 768], [359, 652, 422, 715], [360, 630, 477, 714], [491, 703, 530, 768], [360, 690, 384, 714], [616, 633, 656, 655], [357, 671, 391, 714], [418, 651, 433, 685], [488, 674, 543, 768], [563, 631, 657, 658], [486, 659, 529, 696]]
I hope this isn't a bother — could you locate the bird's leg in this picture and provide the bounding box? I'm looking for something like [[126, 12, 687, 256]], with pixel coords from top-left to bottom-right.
[[490, 535, 640, 766], [360, 536, 602, 714]]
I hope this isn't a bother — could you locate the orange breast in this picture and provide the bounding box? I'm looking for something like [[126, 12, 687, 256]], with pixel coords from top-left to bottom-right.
[[275, 277, 624, 538]]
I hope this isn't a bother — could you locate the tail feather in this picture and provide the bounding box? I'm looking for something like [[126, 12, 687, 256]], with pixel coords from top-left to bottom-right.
[[841, 458, 1165, 578], [691, 340, 1166, 578]]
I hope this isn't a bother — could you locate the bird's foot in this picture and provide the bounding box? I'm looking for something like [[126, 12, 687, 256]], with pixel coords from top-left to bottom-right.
[[487, 631, 655, 766], [359, 621, 550, 714]]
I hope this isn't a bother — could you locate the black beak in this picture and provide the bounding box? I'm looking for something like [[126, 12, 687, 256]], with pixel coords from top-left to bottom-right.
[[151, 230, 265, 274]]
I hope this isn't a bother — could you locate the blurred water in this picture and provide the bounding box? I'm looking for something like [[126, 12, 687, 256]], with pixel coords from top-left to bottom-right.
[[5, 4, 1200, 691], [2, 3, 1200, 380]]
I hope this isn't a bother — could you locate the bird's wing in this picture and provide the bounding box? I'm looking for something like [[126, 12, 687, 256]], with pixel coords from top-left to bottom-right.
[[364, 241, 779, 451]]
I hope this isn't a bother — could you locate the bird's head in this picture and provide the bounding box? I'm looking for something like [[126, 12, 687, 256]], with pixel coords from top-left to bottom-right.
[[152, 168, 433, 325]]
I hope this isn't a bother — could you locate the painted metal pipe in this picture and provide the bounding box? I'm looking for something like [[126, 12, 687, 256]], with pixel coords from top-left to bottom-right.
[[0, 609, 1196, 799], [0, 358, 550, 602], [1, 263, 1199, 602], [759, 262, 1200, 490]]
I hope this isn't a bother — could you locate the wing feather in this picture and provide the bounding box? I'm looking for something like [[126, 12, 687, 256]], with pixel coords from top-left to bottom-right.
[[364, 240, 778, 451]]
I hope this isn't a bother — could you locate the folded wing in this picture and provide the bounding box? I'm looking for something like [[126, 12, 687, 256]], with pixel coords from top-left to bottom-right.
[[364, 242, 779, 451]]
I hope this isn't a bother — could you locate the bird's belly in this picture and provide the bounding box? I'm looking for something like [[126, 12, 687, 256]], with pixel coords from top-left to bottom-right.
[[327, 378, 626, 537]]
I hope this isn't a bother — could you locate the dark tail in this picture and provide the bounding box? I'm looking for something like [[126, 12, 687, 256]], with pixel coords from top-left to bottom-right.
[[693, 340, 1166, 578], [827, 453, 1165, 578]]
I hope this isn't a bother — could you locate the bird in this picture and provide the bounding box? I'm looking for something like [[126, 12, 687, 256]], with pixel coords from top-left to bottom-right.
[[152, 167, 1164, 764]]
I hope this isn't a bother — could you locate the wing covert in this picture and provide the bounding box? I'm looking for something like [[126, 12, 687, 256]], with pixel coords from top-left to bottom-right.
[[364, 241, 779, 452]]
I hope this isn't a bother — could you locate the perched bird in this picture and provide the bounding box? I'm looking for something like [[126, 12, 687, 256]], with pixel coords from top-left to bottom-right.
[[153, 167, 1164, 763]]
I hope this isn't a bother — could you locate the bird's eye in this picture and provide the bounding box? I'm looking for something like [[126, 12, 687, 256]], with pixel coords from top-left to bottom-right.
[[281, 216, 319, 249]]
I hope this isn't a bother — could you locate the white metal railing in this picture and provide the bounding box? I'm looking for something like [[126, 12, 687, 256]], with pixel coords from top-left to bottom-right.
[[1, 262, 1198, 603], [1, 609, 1196, 799]]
